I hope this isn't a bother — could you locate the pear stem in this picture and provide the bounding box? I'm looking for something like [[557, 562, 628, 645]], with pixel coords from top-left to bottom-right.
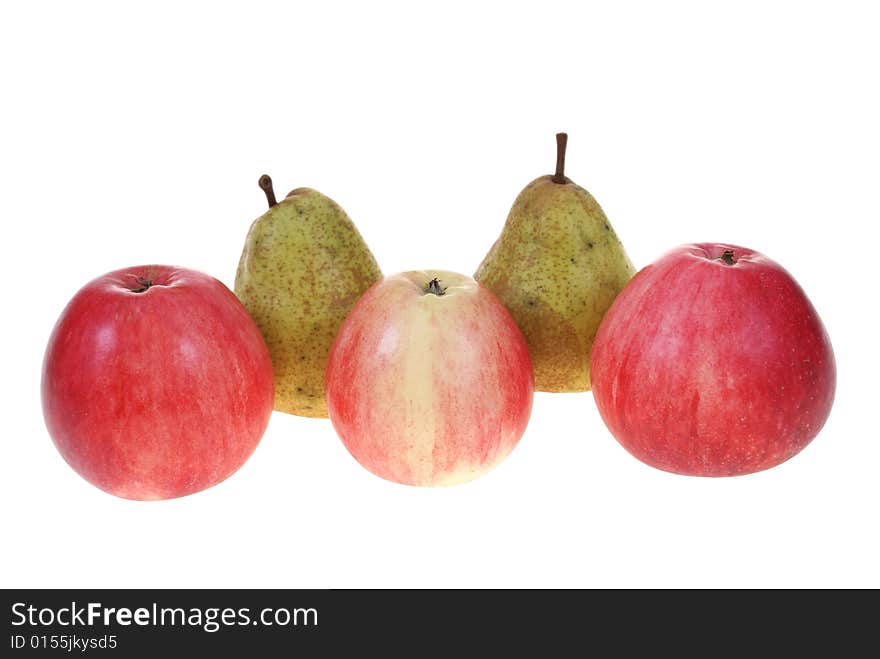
[[259, 174, 277, 208], [553, 132, 568, 184]]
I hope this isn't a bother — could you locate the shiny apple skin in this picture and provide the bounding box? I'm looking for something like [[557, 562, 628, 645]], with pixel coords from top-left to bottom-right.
[[590, 244, 835, 476], [326, 270, 534, 486], [41, 265, 275, 500]]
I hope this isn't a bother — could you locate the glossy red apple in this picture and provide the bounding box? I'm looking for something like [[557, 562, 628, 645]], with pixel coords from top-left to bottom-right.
[[590, 243, 835, 476], [325, 270, 534, 486], [41, 266, 275, 500]]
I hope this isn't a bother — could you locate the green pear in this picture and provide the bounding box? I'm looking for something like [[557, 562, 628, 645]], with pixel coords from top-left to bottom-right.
[[235, 175, 382, 418], [474, 133, 635, 392]]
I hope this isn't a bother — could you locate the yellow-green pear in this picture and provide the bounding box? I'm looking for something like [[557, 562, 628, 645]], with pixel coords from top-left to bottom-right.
[[235, 175, 382, 418], [474, 134, 635, 392]]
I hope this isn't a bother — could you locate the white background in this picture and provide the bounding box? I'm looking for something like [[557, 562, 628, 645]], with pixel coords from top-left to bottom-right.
[[2, 1, 878, 588]]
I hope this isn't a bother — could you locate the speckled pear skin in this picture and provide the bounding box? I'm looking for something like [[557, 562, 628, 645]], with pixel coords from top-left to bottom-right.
[[475, 175, 635, 392], [235, 187, 382, 417]]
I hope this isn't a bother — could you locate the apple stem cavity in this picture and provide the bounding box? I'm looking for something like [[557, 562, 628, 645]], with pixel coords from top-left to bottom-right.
[[719, 250, 736, 266], [553, 132, 568, 184], [259, 174, 277, 208], [130, 277, 152, 293], [425, 278, 447, 296]]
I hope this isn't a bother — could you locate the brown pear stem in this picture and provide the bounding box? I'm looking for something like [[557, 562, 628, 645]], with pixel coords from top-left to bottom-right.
[[259, 174, 277, 208], [553, 132, 568, 184]]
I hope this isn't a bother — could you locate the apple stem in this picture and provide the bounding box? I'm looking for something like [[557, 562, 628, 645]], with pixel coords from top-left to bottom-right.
[[131, 277, 152, 293], [425, 278, 447, 296], [553, 132, 568, 184], [720, 250, 736, 265], [259, 174, 277, 208]]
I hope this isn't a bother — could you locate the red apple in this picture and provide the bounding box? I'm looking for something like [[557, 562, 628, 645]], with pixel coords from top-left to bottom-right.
[[590, 243, 835, 477], [41, 265, 275, 500], [325, 270, 534, 486]]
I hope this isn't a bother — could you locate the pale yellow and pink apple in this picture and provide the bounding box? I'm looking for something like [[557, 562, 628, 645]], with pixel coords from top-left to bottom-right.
[[325, 270, 534, 486]]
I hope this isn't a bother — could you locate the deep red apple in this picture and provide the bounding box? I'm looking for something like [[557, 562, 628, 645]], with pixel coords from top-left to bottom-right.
[[325, 270, 534, 486], [590, 243, 835, 476], [41, 265, 275, 500]]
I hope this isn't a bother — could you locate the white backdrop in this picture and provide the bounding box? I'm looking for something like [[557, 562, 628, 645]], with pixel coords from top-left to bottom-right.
[[2, 1, 877, 588]]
